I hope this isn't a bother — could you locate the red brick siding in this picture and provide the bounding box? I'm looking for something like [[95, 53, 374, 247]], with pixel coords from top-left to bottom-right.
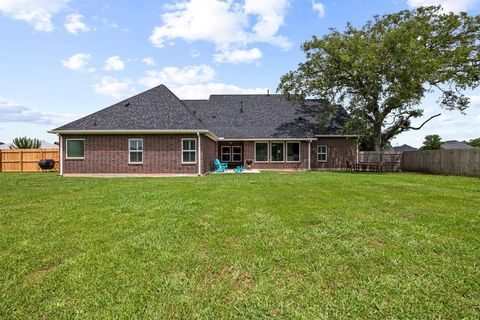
[[312, 138, 357, 169], [61, 134, 199, 174], [243, 141, 310, 170], [201, 136, 217, 174]]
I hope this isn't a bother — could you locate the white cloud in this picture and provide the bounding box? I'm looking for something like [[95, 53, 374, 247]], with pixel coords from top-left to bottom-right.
[[170, 83, 269, 99], [142, 57, 156, 66], [0, 0, 69, 31], [149, 0, 290, 63], [469, 95, 480, 108], [139, 65, 215, 87], [93, 76, 135, 99], [0, 96, 75, 125], [64, 13, 90, 34], [61, 53, 91, 70], [406, 0, 479, 12], [475, 115, 480, 125], [213, 48, 262, 64], [191, 49, 200, 58], [312, 1, 325, 18], [103, 56, 125, 71]]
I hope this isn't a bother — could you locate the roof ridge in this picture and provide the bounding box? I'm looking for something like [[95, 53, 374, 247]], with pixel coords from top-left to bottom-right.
[[161, 85, 207, 128]]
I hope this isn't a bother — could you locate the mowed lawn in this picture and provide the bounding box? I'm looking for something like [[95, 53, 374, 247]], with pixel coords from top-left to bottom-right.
[[0, 172, 479, 319]]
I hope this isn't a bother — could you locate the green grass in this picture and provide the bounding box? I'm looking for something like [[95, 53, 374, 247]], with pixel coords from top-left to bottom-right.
[[0, 172, 479, 319]]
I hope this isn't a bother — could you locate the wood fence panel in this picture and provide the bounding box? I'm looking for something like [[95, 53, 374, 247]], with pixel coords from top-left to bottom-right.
[[0, 149, 59, 172], [403, 149, 480, 177], [358, 151, 403, 172]]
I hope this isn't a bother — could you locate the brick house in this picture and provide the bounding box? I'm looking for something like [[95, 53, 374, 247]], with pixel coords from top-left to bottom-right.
[[49, 85, 358, 175]]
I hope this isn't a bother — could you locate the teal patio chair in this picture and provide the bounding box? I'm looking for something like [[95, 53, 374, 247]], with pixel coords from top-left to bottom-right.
[[233, 165, 245, 173], [213, 159, 228, 173]]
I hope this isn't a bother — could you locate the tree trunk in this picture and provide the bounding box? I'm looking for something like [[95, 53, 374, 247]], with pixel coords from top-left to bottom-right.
[[373, 121, 383, 151]]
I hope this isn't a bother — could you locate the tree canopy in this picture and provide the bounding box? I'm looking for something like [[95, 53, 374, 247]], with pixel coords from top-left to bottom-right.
[[278, 6, 480, 150], [10, 137, 41, 149], [465, 137, 480, 148], [420, 134, 443, 150]]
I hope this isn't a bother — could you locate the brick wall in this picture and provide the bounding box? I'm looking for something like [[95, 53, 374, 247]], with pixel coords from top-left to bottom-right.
[[312, 138, 357, 169], [201, 135, 217, 174], [61, 134, 201, 174]]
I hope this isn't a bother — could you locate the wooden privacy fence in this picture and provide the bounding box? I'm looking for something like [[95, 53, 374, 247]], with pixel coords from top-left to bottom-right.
[[0, 149, 59, 172], [403, 149, 480, 178], [358, 151, 403, 172]]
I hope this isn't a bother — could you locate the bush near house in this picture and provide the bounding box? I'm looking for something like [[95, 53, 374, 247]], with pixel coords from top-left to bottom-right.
[[0, 172, 479, 318]]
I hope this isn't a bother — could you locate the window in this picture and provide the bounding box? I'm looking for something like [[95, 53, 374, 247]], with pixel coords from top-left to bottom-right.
[[232, 146, 242, 162], [182, 138, 196, 163], [129, 139, 143, 164], [221, 146, 231, 162], [255, 142, 268, 162], [317, 145, 327, 162], [286, 142, 300, 162], [270, 142, 285, 162], [66, 139, 84, 159]]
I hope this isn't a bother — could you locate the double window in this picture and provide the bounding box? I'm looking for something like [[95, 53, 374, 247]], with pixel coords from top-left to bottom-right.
[[182, 138, 196, 163], [66, 139, 85, 159], [221, 146, 242, 162], [317, 145, 327, 162], [129, 139, 143, 164]]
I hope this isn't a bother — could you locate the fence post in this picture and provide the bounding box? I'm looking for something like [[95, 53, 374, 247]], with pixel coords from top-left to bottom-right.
[[20, 150, 23, 172], [0, 150, 2, 172]]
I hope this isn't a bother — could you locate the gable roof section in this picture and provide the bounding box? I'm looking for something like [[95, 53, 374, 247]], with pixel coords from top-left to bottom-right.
[[441, 140, 474, 150], [184, 94, 348, 139], [392, 144, 417, 152], [51, 85, 206, 132]]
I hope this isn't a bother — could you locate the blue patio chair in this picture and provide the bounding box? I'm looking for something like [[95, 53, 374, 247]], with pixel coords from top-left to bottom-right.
[[233, 165, 245, 173], [213, 159, 228, 172]]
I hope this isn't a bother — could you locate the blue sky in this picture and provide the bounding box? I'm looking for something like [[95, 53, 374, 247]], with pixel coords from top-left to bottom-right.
[[1, 0, 479, 147]]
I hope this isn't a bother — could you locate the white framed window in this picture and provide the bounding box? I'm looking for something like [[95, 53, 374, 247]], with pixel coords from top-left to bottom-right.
[[286, 142, 300, 162], [182, 138, 196, 164], [270, 142, 285, 162], [66, 139, 85, 159], [129, 139, 143, 164], [232, 146, 242, 162], [317, 145, 327, 162], [221, 146, 231, 162], [255, 142, 269, 162]]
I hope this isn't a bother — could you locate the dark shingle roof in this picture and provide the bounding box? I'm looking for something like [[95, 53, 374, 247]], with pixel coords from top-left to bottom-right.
[[392, 144, 417, 152], [52, 85, 348, 138], [441, 140, 474, 150], [184, 94, 348, 139], [53, 85, 204, 131]]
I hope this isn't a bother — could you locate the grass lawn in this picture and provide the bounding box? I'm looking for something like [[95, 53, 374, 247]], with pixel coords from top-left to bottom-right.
[[0, 172, 479, 319]]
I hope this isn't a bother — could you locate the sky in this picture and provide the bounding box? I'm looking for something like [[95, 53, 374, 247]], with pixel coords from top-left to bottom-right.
[[0, 0, 479, 147]]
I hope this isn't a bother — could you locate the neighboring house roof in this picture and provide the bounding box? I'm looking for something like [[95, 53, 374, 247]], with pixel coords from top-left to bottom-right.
[[51, 84, 349, 139], [441, 140, 474, 150], [0, 141, 58, 149], [185, 95, 348, 139], [52, 85, 204, 132], [392, 144, 417, 152]]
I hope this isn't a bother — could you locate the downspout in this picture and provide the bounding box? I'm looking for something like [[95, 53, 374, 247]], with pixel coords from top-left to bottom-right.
[[197, 132, 202, 176], [308, 140, 311, 171], [58, 134, 63, 176]]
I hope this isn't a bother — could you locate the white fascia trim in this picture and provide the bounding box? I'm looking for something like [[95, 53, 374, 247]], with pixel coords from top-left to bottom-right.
[[315, 135, 359, 138], [48, 129, 219, 141], [219, 137, 316, 141]]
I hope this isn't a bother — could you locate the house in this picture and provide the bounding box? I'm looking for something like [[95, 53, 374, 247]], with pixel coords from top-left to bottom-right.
[[49, 85, 358, 175], [441, 140, 474, 150], [392, 144, 417, 152]]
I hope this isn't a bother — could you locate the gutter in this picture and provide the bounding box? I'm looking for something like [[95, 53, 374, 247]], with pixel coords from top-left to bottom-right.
[[197, 132, 202, 176], [308, 140, 311, 171], [315, 135, 359, 138], [47, 129, 220, 141]]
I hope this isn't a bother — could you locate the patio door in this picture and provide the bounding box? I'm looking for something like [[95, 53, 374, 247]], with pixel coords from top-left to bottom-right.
[[220, 145, 243, 164]]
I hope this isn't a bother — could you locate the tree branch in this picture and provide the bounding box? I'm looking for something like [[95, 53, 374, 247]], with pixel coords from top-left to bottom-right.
[[400, 113, 441, 130]]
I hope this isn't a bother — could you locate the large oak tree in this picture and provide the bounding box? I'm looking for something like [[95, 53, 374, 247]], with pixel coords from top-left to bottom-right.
[[278, 6, 480, 150]]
